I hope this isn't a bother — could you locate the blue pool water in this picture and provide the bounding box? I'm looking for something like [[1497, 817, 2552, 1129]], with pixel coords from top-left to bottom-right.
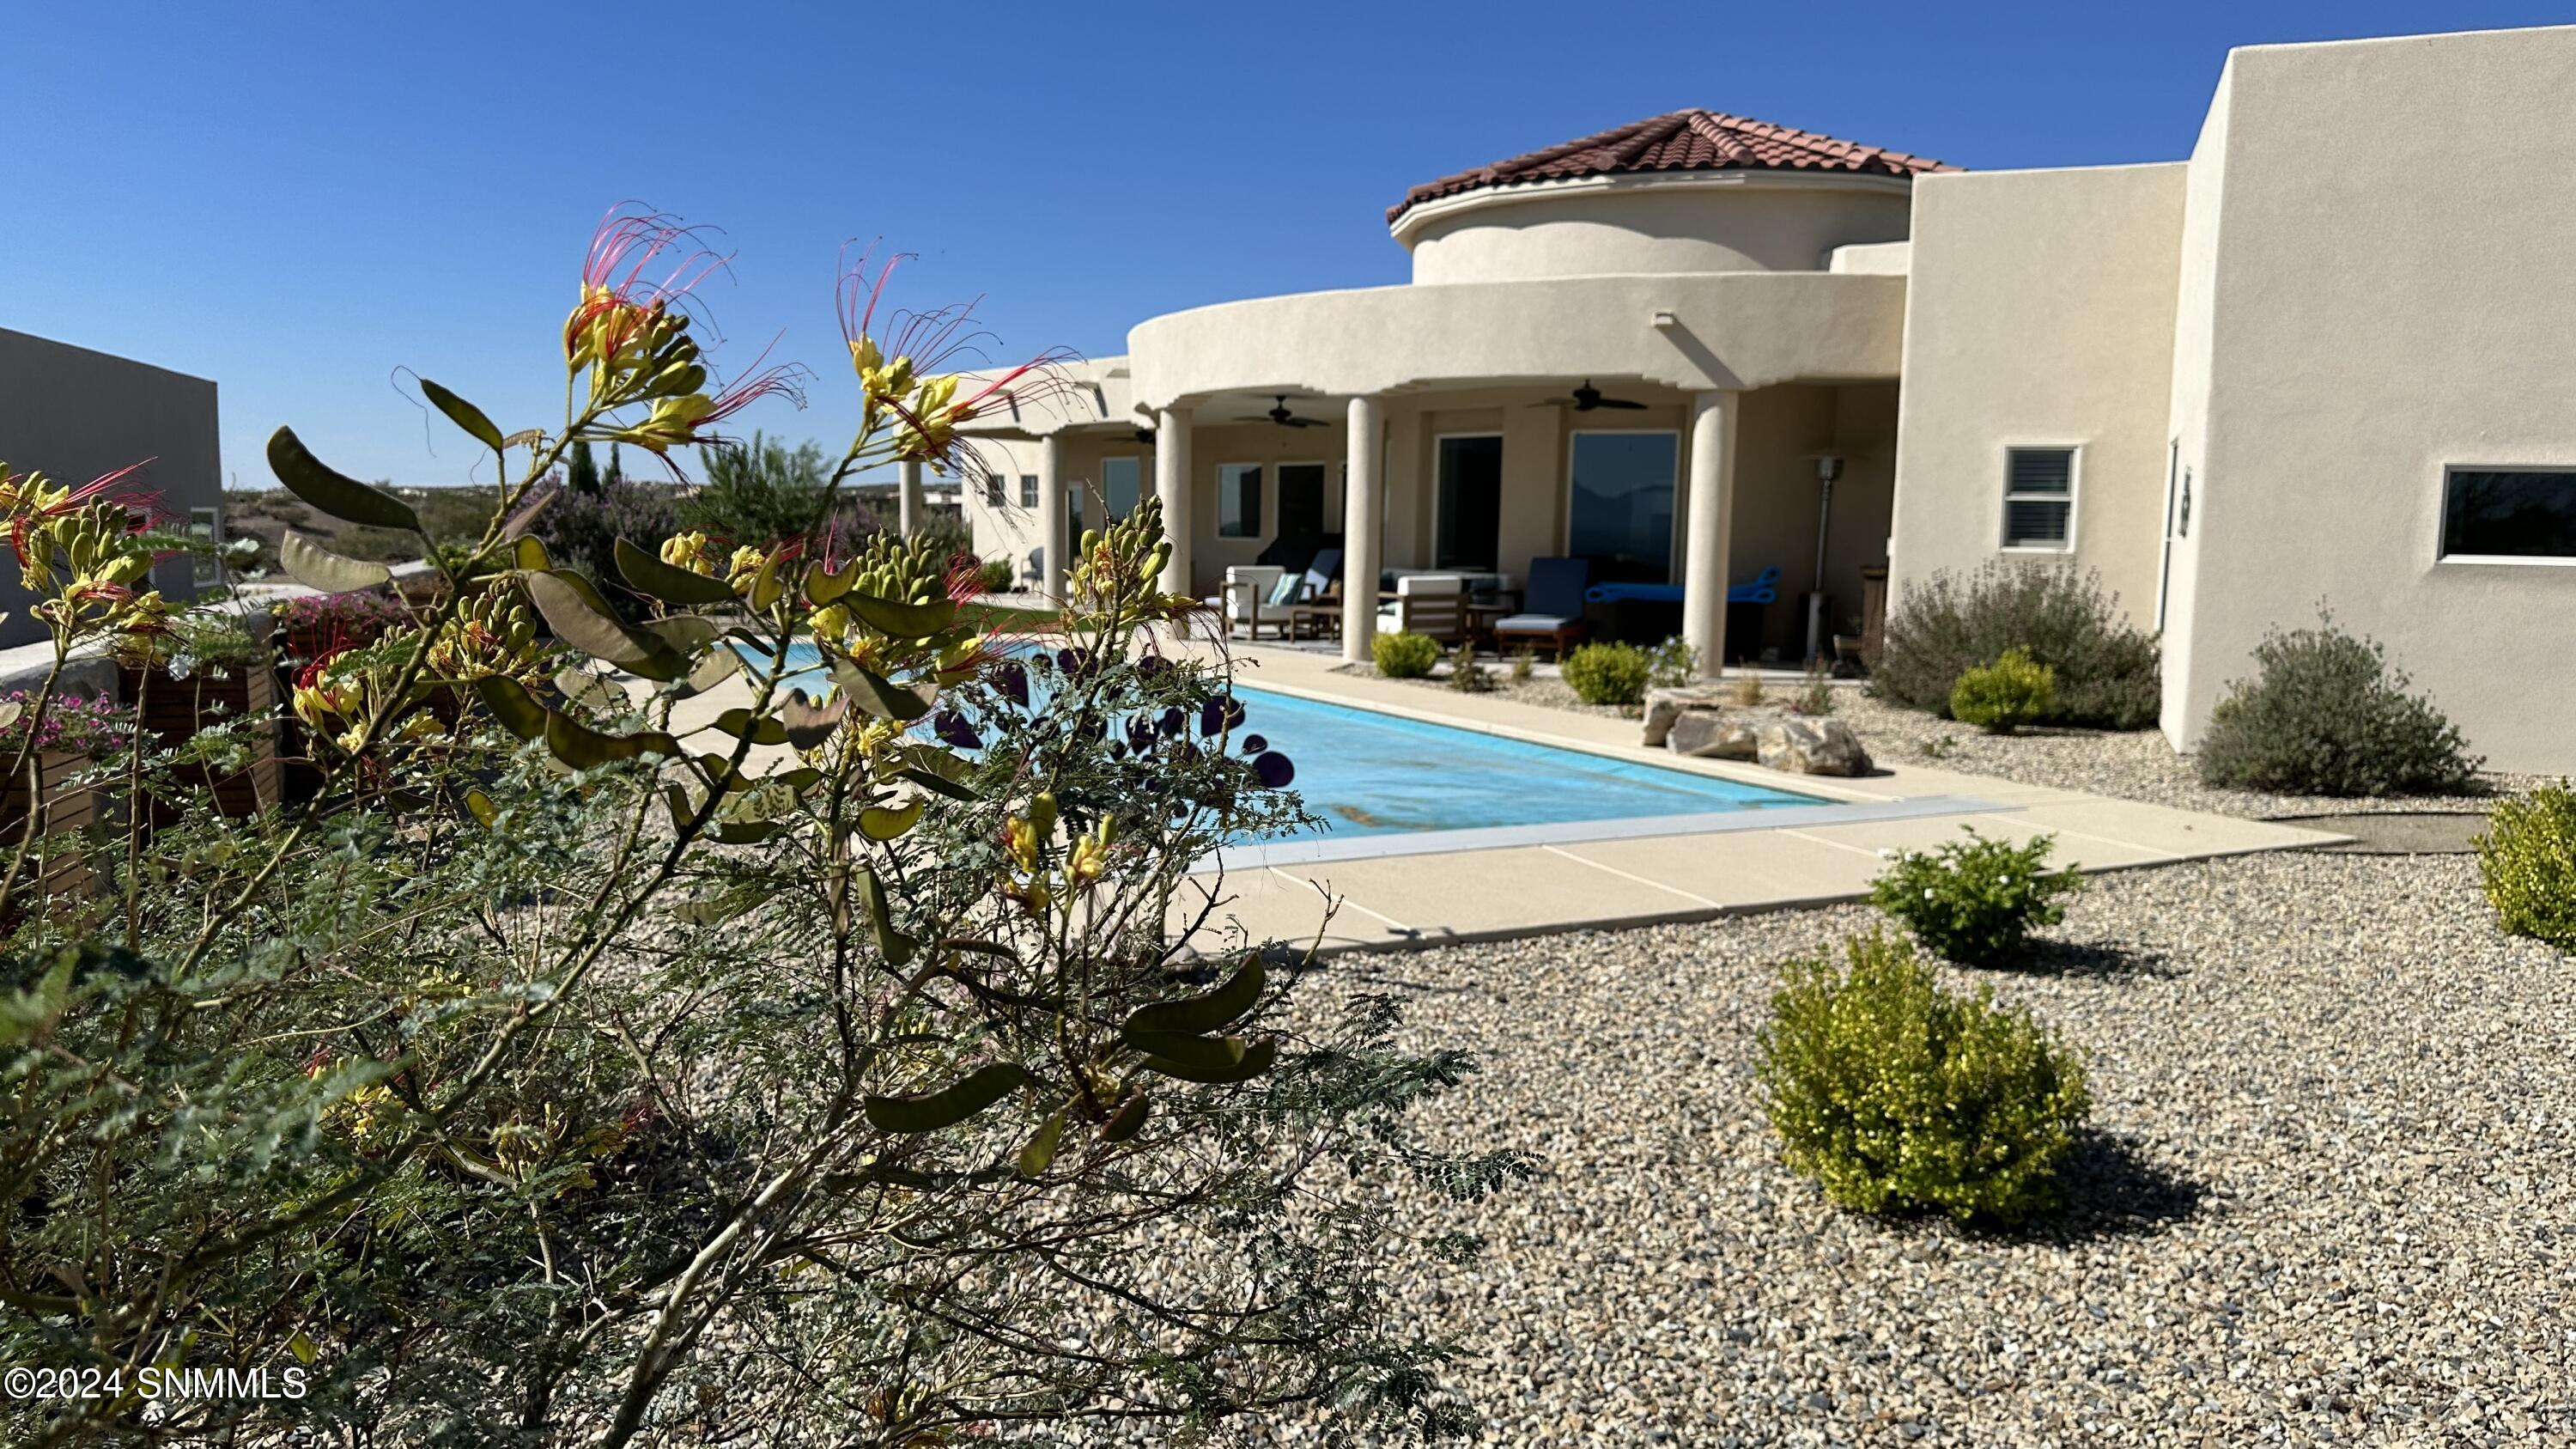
[[764, 643, 1819, 839]]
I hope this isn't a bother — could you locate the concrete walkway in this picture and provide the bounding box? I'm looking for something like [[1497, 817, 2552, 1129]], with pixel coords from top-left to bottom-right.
[[1169, 642, 2348, 957]]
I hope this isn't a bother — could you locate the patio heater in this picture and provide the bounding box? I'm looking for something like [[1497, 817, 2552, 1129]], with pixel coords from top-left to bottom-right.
[[1803, 454, 1844, 665]]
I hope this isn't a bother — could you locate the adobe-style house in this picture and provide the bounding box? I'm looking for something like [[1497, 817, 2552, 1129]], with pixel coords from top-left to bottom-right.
[[0, 328, 225, 648], [962, 24, 2576, 773]]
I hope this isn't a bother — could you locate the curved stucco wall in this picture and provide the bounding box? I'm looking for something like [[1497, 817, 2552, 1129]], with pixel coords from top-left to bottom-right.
[[1127, 271, 1906, 411], [1400, 178, 1917, 283]]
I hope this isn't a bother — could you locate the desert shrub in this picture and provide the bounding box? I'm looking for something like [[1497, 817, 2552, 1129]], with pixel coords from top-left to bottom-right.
[[2195, 613, 2481, 795], [274, 589, 410, 662], [1758, 931, 2091, 1224], [2477, 782, 2576, 951], [1949, 648, 2056, 734], [1792, 658, 1835, 716], [0, 689, 130, 758], [1563, 641, 1650, 706], [1509, 645, 1534, 683], [1868, 827, 2083, 968], [1374, 630, 1441, 679], [1644, 636, 1697, 691], [1728, 668, 1765, 708], [1875, 563, 2160, 728], [976, 555, 1017, 593], [1446, 642, 1492, 693], [0, 217, 1522, 1446]]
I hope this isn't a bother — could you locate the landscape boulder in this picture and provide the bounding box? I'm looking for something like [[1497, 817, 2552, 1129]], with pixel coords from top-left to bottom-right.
[[1667, 709, 1764, 761], [1756, 717, 1874, 776], [1642, 685, 1732, 747]]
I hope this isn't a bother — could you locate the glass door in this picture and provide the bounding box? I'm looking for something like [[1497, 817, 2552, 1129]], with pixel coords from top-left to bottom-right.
[[1434, 435, 1502, 570]]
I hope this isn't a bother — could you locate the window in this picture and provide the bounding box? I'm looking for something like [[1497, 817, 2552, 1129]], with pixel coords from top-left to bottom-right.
[[1218, 464, 1262, 538], [1567, 432, 1678, 583], [2440, 468, 2576, 561], [2001, 447, 2076, 551], [1435, 434, 1503, 569], [983, 473, 1005, 507], [1102, 456, 1141, 521], [1018, 473, 1038, 508], [188, 506, 222, 588]]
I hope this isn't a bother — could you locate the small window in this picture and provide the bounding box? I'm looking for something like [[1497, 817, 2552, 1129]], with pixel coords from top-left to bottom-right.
[[188, 506, 222, 587], [2002, 447, 2076, 551], [982, 473, 1005, 507], [2441, 468, 2576, 561], [1102, 457, 1141, 521], [1218, 464, 1262, 538], [1018, 473, 1038, 508]]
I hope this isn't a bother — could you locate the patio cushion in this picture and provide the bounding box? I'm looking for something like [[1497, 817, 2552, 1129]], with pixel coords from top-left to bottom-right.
[[1493, 613, 1577, 632], [1266, 572, 1304, 606]]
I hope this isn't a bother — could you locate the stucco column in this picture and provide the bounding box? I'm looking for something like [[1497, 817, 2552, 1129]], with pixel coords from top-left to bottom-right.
[[1036, 432, 1066, 600], [1682, 390, 1740, 680], [1342, 395, 1383, 665], [1154, 407, 1193, 595], [896, 460, 924, 537]]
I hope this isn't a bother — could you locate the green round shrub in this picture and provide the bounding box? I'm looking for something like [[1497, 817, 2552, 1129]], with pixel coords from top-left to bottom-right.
[[1867, 826, 2082, 968], [1874, 563, 2160, 728], [1372, 631, 1441, 679], [2194, 613, 2481, 795], [1561, 642, 1651, 706], [976, 556, 1017, 594], [1948, 648, 2057, 734], [2478, 782, 2576, 951], [1757, 931, 2091, 1225]]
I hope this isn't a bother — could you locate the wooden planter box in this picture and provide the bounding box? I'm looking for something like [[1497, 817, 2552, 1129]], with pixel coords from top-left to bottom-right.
[[0, 749, 100, 900], [120, 660, 283, 819]]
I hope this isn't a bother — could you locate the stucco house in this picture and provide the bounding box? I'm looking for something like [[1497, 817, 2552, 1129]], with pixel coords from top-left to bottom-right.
[[959, 23, 2576, 773], [0, 328, 225, 648]]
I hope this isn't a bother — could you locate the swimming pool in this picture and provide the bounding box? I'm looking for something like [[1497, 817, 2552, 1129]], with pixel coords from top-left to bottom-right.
[[766, 641, 1822, 843]]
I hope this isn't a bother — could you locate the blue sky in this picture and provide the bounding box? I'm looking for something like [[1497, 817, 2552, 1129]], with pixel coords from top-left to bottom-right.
[[15, 1, 2571, 492]]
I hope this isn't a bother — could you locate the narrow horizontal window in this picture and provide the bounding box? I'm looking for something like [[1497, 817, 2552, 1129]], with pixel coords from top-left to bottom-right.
[[2441, 468, 2576, 559], [2002, 447, 2076, 550]]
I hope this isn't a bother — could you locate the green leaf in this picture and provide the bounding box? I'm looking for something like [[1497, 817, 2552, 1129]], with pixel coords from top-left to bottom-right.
[[266, 426, 420, 532], [473, 676, 549, 741], [854, 866, 914, 965], [552, 667, 632, 713], [711, 708, 788, 746], [522, 569, 678, 676], [513, 536, 553, 571], [463, 788, 498, 827], [899, 744, 978, 801], [542, 709, 680, 770], [615, 537, 738, 606], [418, 378, 505, 452], [1125, 958, 1265, 1038], [831, 661, 934, 722], [807, 558, 859, 606], [1139, 1038, 1277, 1085], [279, 530, 392, 594], [1123, 1027, 1247, 1072], [0, 702, 27, 735], [286, 1330, 319, 1367], [863, 1062, 1031, 1135], [684, 649, 742, 694], [900, 767, 976, 802], [781, 689, 847, 750], [1016, 1107, 1068, 1178], [844, 590, 957, 640], [711, 820, 787, 843], [750, 552, 787, 612], [642, 615, 719, 658]]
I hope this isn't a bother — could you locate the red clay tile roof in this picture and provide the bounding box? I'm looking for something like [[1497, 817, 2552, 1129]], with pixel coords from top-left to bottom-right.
[[1388, 110, 1958, 226]]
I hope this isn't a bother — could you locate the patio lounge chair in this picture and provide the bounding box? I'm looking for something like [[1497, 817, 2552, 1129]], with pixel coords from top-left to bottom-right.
[[1211, 564, 1294, 639], [1492, 556, 1590, 658], [1286, 548, 1344, 640], [1376, 573, 1466, 644]]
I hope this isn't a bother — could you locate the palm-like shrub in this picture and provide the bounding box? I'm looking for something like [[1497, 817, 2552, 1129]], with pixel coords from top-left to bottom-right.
[[2195, 613, 2481, 795], [2477, 782, 2576, 951], [1868, 828, 2082, 967], [1562, 641, 1651, 706], [0, 212, 1523, 1446], [1373, 630, 1441, 679], [1948, 648, 2056, 734], [1758, 931, 2091, 1224], [1874, 563, 2159, 728]]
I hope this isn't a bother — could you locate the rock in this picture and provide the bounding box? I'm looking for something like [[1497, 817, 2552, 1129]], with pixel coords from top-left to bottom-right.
[[1643, 686, 1732, 747], [1667, 710, 1762, 761], [1756, 716, 1873, 776]]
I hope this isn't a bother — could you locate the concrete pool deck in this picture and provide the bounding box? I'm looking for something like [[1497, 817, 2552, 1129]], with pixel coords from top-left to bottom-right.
[[1167, 642, 2349, 957]]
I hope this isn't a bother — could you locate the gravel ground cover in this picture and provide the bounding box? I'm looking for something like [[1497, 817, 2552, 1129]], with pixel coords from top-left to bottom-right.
[[1269, 851, 2574, 1446]]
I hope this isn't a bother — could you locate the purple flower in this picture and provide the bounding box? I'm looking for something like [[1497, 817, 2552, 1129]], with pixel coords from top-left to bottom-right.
[[1252, 752, 1295, 788]]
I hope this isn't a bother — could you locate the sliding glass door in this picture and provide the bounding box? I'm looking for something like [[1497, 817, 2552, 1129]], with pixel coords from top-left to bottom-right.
[[1566, 430, 1678, 583]]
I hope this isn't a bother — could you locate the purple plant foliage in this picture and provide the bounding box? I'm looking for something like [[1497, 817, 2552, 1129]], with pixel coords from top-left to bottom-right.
[[0, 689, 133, 758], [991, 660, 1029, 707], [1240, 734, 1267, 755], [1252, 752, 1295, 789], [931, 710, 981, 750], [1199, 696, 1244, 737], [276, 591, 410, 661]]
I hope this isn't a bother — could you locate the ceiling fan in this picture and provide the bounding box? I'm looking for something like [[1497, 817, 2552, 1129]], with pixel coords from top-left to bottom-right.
[[1536, 381, 1649, 412], [1237, 394, 1328, 429]]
